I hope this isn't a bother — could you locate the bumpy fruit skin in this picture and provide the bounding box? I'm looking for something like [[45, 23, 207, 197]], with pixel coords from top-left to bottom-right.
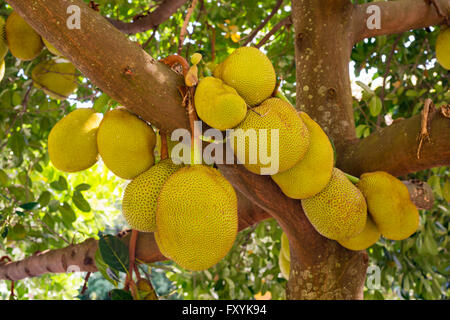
[[48, 109, 102, 172], [155, 165, 238, 271], [97, 108, 156, 180], [6, 11, 43, 61], [0, 17, 8, 60], [357, 171, 419, 240], [122, 159, 182, 232], [194, 77, 247, 130], [301, 168, 367, 240], [232, 98, 310, 175], [278, 249, 290, 280], [32, 60, 78, 100], [215, 47, 276, 106], [271, 112, 334, 199], [436, 28, 450, 70], [338, 216, 380, 251], [281, 232, 290, 262], [42, 38, 62, 56]]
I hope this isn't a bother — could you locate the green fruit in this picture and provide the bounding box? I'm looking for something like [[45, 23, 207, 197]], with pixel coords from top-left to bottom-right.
[[215, 47, 276, 106], [32, 60, 78, 100], [301, 168, 367, 240], [48, 108, 102, 172], [194, 76, 247, 130], [337, 216, 380, 251], [155, 165, 238, 271], [97, 108, 156, 180], [278, 249, 290, 280], [436, 28, 450, 70], [6, 11, 43, 61], [42, 38, 62, 56], [0, 16, 8, 60], [232, 97, 310, 175], [280, 231, 290, 262], [122, 159, 182, 232], [357, 171, 419, 240], [271, 112, 334, 199]]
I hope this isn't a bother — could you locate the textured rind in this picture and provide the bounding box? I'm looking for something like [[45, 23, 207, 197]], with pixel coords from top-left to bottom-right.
[[232, 97, 310, 175], [0, 16, 8, 60], [436, 28, 450, 70], [122, 159, 182, 232], [281, 232, 290, 262], [217, 47, 276, 106], [6, 11, 43, 61], [278, 250, 290, 280], [48, 109, 102, 172], [155, 165, 238, 271], [357, 171, 419, 240], [337, 216, 380, 251], [32, 60, 77, 100], [301, 168, 367, 240], [194, 77, 247, 130], [271, 112, 334, 199], [97, 108, 156, 180]]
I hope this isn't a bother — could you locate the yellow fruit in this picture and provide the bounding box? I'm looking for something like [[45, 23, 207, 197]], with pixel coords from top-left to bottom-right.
[[231, 97, 310, 175], [301, 168, 367, 240], [122, 159, 182, 232], [0, 16, 8, 60], [280, 231, 290, 262], [436, 28, 450, 70], [0, 59, 5, 82], [357, 171, 419, 240], [337, 216, 380, 251], [32, 60, 78, 100], [194, 76, 247, 130], [48, 108, 102, 172], [254, 291, 272, 300], [6, 11, 43, 61], [215, 47, 276, 106], [190, 52, 202, 65], [271, 112, 334, 199], [278, 250, 290, 280], [97, 108, 156, 180], [42, 38, 62, 56], [155, 165, 238, 271]]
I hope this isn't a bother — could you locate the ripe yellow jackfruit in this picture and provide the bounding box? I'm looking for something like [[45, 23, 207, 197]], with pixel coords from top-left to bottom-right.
[[232, 97, 310, 175], [6, 11, 43, 61], [271, 112, 334, 199], [337, 216, 380, 251], [215, 47, 276, 106], [42, 38, 62, 56], [194, 76, 247, 130], [357, 171, 419, 240], [278, 250, 290, 280], [436, 28, 450, 70], [301, 168, 367, 240], [155, 165, 238, 271], [97, 108, 156, 180], [281, 231, 290, 262], [48, 108, 102, 172], [0, 16, 8, 60], [122, 159, 182, 232], [32, 60, 78, 100]]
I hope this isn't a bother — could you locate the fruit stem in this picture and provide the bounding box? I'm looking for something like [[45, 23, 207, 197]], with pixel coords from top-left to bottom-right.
[[275, 89, 293, 105], [344, 172, 360, 184]]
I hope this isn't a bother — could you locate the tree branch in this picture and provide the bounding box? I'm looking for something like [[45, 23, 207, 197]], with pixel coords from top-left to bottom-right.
[[255, 15, 292, 49], [337, 109, 450, 177], [106, 0, 188, 35], [353, 0, 450, 43]]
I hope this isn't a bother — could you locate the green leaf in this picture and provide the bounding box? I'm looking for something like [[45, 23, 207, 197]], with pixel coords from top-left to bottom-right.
[[355, 124, 367, 138], [58, 202, 77, 227], [72, 191, 91, 212], [98, 235, 129, 273], [50, 176, 68, 191], [94, 249, 119, 286], [369, 96, 382, 117], [75, 183, 91, 192], [19, 201, 39, 211], [93, 93, 111, 113], [38, 191, 52, 207], [427, 175, 443, 198], [110, 289, 133, 300], [1, 226, 8, 238], [442, 180, 450, 203], [0, 169, 9, 186], [356, 81, 375, 96], [405, 89, 417, 97]]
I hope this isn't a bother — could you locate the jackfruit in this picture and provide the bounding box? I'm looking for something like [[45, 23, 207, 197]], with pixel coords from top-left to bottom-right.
[[337, 216, 380, 251], [122, 159, 182, 232], [215, 47, 276, 106], [357, 171, 419, 240], [42, 38, 62, 56], [194, 76, 247, 130], [231, 97, 310, 175], [271, 112, 334, 199], [278, 250, 290, 280], [97, 108, 156, 180], [301, 168, 367, 240], [280, 231, 290, 262], [6, 11, 43, 61], [48, 108, 102, 172], [32, 60, 78, 100], [436, 28, 450, 70], [0, 16, 8, 60], [155, 165, 238, 271]]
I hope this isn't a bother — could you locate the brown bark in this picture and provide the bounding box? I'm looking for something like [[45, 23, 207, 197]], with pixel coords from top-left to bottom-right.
[[353, 0, 450, 43]]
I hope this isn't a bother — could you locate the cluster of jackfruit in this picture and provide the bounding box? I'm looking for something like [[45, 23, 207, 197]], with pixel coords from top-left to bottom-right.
[[0, 11, 77, 99]]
